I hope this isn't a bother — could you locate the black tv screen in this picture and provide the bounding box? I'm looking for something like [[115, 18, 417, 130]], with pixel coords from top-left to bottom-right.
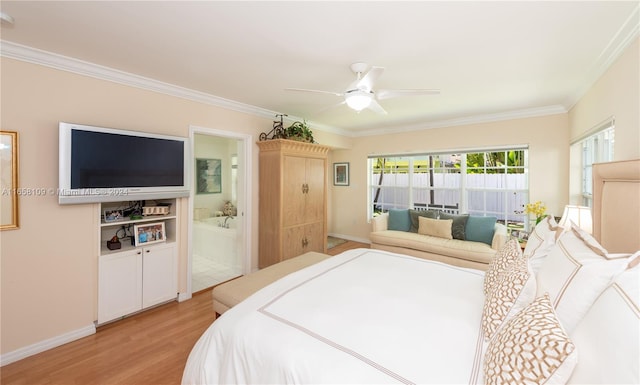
[[71, 130, 184, 189]]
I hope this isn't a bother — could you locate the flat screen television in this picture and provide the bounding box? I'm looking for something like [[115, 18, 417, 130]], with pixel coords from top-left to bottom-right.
[[59, 122, 190, 204]]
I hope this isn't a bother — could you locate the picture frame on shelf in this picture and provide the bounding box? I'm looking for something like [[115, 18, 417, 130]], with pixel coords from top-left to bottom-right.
[[333, 162, 349, 186], [133, 222, 166, 246], [104, 209, 124, 223]]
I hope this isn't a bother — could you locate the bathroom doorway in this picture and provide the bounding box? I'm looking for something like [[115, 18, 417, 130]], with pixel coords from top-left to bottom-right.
[[189, 127, 251, 294]]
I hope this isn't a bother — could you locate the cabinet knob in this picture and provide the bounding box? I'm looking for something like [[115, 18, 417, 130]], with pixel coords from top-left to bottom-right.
[[302, 237, 309, 248]]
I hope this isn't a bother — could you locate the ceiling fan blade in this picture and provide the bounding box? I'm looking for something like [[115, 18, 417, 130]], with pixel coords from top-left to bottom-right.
[[377, 89, 441, 100], [284, 88, 343, 97], [314, 100, 347, 115], [357, 66, 384, 91], [367, 99, 388, 115]]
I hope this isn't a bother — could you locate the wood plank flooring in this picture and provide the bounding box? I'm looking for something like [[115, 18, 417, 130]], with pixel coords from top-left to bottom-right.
[[1, 240, 368, 385]]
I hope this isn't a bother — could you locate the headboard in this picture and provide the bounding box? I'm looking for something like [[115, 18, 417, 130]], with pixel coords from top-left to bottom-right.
[[592, 159, 640, 253]]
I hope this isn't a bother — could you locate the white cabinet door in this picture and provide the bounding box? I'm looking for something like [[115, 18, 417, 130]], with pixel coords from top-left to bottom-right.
[[98, 250, 143, 324], [142, 243, 177, 309]]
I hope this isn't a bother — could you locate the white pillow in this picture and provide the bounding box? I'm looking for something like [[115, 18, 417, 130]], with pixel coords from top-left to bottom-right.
[[568, 251, 640, 385], [484, 293, 578, 385], [535, 225, 629, 333], [523, 215, 563, 273], [481, 256, 536, 340], [483, 238, 522, 295]]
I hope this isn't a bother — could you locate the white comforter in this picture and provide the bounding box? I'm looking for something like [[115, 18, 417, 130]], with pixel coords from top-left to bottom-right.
[[182, 249, 487, 384]]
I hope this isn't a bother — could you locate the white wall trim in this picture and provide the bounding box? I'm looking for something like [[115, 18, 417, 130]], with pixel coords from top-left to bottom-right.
[[0, 324, 96, 367]]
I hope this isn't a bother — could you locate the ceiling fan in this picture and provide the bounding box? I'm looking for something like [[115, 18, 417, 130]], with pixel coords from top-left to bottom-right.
[[285, 62, 440, 114]]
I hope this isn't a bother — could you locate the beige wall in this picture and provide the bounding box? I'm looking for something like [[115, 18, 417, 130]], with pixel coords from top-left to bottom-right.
[[569, 37, 639, 161], [329, 114, 570, 242]]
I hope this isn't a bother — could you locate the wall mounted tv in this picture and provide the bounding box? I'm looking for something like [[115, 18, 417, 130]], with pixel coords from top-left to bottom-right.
[[59, 122, 190, 204]]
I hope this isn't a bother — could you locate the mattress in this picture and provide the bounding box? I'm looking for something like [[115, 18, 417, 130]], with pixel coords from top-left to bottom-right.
[[182, 248, 487, 384]]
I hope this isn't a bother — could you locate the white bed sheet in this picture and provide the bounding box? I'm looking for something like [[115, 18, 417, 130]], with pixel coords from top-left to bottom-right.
[[182, 249, 487, 384]]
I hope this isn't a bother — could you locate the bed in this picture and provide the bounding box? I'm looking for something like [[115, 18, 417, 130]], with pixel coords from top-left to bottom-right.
[[183, 159, 640, 385]]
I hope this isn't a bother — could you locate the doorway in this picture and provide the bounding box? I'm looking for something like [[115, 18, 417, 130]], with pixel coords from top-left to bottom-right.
[[188, 126, 251, 294]]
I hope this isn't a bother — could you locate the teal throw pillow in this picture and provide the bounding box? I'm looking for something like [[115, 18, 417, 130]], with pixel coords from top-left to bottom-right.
[[408, 209, 438, 233], [465, 216, 497, 246], [388, 209, 411, 232], [439, 212, 469, 240]]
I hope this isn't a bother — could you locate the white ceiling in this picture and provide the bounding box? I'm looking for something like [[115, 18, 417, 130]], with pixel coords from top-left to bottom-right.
[[1, 1, 638, 136]]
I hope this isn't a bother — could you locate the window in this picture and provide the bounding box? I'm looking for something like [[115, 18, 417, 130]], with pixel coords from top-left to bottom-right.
[[570, 120, 614, 207], [369, 148, 529, 228]]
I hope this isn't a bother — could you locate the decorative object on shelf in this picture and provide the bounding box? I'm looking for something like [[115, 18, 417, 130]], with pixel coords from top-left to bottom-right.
[[259, 114, 287, 141], [106, 235, 121, 250], [334, 162, 350, 186], [524, 201, 547, 225], [222, 201, 236, 216], [0, 130, 19, 230], [196, 158, 222, 194], [133, 222, 166, 246], [142, 205, 170, 216], [104, 209, 124, 222], [558, 205, 592, 233], [284, 120, 315, 143]]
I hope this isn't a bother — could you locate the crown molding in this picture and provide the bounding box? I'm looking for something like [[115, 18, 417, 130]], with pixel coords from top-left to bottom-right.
[[564, 3, 640, 110], [0, 40, 281, 120], [353, 105, 568, 137]]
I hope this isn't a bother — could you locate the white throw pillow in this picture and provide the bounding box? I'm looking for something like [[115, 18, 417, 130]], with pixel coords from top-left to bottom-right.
[[482, 256, 536, 340], [568, 251, 640, 384], [483, 238, 522, 295], [484, 293, 578, 385], [535, 225, 629, 333], [523, 215, 563, 273]]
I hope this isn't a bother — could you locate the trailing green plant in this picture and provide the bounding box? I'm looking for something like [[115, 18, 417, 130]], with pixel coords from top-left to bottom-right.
[[285, 120, 315, 143]]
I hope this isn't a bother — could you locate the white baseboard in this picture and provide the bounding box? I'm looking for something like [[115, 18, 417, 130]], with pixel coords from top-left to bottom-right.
[[0, 324, 96, 367], [178, 292, 191, 302], [328, 233, 371, 245]]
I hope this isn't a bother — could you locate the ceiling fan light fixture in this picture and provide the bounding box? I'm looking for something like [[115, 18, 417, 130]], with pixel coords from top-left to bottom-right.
[[345, 90, 373, 111]]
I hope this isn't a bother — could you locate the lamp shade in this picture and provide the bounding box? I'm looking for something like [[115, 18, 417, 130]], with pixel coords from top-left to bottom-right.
[[345, 90, 373, 111], [559, 205, 593, 234]]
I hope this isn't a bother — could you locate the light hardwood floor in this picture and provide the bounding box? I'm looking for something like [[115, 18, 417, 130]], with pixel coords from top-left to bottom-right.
[[1, 240, 368, 385]]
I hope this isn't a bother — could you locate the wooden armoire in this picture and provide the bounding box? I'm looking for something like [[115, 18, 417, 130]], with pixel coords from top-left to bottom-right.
[[257, 139, 330, 268]]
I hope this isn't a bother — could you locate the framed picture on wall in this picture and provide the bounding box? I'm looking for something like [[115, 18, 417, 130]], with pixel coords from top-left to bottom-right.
[[334, 162, 349, 186], [196, 158, 222, 194], [133, 222, 166, 246]]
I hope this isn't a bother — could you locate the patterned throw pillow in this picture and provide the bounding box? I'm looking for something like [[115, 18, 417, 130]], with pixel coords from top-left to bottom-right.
[[438, 212, 469, 240], [481, 256, 536, 340], [483, 238, 522, 295], [484, 293, 578, 385]]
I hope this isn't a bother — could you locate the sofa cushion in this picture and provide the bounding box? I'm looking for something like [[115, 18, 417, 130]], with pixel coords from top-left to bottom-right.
[[408, 209, 438, 233], [466, 216, 497, 246], [387, 209, 411, 231], [418, 217, 453, 239], [439, 212, 469, 240], [369, 230, 498, 264]]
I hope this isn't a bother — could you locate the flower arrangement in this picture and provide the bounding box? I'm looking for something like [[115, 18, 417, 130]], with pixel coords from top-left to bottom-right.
[[524, 201, 547, 225]]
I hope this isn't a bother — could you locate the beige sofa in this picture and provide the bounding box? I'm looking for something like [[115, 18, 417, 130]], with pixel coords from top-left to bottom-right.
[[370, 213, 508, 270]]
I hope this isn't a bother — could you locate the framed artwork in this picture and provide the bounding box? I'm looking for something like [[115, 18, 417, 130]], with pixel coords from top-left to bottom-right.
[[333, 162, 350, 186], [1, 131, 19, 230], [133, 222, 166, 246], [196, 158, 222, 194]]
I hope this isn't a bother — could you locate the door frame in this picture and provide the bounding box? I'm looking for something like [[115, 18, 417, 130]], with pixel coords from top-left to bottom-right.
[[185, 125, 253, 298]]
